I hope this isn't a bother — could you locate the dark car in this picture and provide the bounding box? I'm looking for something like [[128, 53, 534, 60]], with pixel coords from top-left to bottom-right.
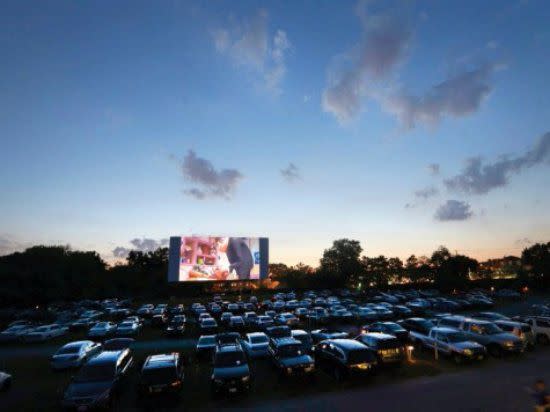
[[196, 335, 217, 360], [216, 332, 241, 347], [211, 344, 251, 396], [361, 322, 409, 343], [165, 315, 186, 337], [311, 328, 349, 344], [61, 349, 133, 410], [268, 337, 315, 377], [102, 338, 135, 351], [138, 353, 184, 397], [199, 318, 218, 334], [265, 325, 292, 339], [151, 312, 169, 328], [398, 318, 435, 336], [356, 333, 406, 365], [313, 339, 377, 381]]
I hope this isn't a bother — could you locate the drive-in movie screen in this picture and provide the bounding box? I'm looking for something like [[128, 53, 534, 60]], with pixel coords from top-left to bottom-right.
[[168, 236, 269, 282]]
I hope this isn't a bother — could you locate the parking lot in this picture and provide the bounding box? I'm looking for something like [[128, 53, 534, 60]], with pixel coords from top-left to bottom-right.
[[0, 289, 549, 411]]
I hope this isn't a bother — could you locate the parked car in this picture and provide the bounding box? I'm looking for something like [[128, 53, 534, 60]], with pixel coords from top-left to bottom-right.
[[291, 329, 314, 354], [274, 312, 300, 327], [220, 312, 234, 326], [51, 340, 102, 370], [256, 315, 274, 330], [241, 332, 270, 358], [311, 329, 349, 344], [356, 333, 406, 365], [211, 344, 251, 396], [138, 353, 184, 397], [165, 315, 186, 337], [216, 332, 241, 347], [243, 312, 259, 327], [421, 327, 487, 364], [494, 320, 535, 350], [353, 307, 378, 322], [61, 349, 133, 410], [88, 322, 117, 338], [22, 324, 67, 342], [513, 316, 550, 345], [313, 339, 377, 381], [0, 371, 12, 391], [265, 325, 292, 339], [471, 312, 510, 322], [228, 316, 245, 332], [196, 335, 217, 360], [0, 324, 35, 342], [268, 337, 315, 377], [361, 322, 409, 343], [397, 318, 436, 346], [116, 320, 141, 336], [200, 318, 218, 334]]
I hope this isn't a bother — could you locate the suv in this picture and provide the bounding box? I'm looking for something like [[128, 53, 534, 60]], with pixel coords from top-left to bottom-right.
[[313, 339, 377, 381], [138, 353, 184, 396], [268, 337, 315, 377], [61, 349, 133, 410], [356, 333, 405, 365], [211, 344, 251, 396]]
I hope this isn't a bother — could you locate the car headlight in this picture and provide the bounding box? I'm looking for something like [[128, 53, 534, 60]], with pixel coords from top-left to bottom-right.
[[241, 375, 250, 382], [304, 364, 315, 372], [462, 349, 473, 356], [286, 367, 293, 374], [504, 341, 514, 347]]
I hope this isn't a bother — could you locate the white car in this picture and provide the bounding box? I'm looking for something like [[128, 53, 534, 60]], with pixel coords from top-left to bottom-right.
[[520, 316, 550, 345], [88, 322, 117, 338], [241, 332, 270, 358], [50, 341, 102, 370], [0, 371, 12, 391], [0, 324, 35, 342], [116, 320, 140, 336], [22, 324, 68, 343]]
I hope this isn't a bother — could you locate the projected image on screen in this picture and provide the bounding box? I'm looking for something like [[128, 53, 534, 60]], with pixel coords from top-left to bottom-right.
[[177, 236, 261, 281]]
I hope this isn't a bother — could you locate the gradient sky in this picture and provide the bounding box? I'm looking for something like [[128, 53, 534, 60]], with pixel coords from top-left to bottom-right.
[[1, 0, 549, 266]]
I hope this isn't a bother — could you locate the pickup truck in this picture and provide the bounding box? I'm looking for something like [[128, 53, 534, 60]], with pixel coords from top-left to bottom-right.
[[397, 318, 436, 347], [421, 327, 486, 364]]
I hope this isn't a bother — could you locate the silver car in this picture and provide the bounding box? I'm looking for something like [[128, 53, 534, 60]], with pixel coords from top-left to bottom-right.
[[50, 340, 102, 370]]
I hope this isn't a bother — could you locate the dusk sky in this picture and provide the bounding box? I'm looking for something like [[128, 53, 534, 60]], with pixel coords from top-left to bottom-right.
[[1, 0, 549, 266]]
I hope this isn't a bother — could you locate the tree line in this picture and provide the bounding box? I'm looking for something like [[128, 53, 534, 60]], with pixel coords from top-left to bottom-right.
[[0, 240, 548, 306]]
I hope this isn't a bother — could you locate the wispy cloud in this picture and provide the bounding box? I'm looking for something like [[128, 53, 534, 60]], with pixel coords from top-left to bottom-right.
[[414, 186, 439, 200], [112, 238, 169, 258], [178, 150, 243, 200], [380, 63, 499, 129], [322, 1, 412, 124], [434, 200, 473, 221], [211, 10, 290, 94], [444, 131, 550, 195], [280, 162, 301, 182], [427, 163, 440, 176]]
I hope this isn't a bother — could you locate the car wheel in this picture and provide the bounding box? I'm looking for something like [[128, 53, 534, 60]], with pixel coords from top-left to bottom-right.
[[453, 353, 463, 365], [488, 344, 503, 358], [537, 334, 550, 345]]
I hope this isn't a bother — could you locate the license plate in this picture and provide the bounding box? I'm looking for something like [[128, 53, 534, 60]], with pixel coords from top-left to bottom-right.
[[229, 387, 237, 393]]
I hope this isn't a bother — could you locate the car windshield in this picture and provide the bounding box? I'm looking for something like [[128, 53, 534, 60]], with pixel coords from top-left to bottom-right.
[[141, 366, 177, 384], [214, 351, 246, 367], [348, 349, 376, 364], [57, 345, 81, 355], [199, 336, 215, 345], [471, 323, 502, 335], [250, 336, 268, 344], [385, 324, 403, 331], [445, 332, 470, 343], [74, 363, 115, 382]]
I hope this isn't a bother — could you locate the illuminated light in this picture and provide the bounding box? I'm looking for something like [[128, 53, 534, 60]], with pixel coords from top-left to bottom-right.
[[170, 380, 181, 387], [407, 345, 414, 351], [491, 287, 495, 292]]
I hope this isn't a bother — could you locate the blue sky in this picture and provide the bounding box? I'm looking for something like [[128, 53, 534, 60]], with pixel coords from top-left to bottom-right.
[[0, 0, 549, 265]]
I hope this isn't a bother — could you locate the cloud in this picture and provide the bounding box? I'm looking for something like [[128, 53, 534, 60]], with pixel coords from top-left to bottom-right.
[[179, 150, 243, 200], [112, 238, 169, 258], [0, 235, 25, 256], [414, 186, 439, 200], [322, 1, 412, 123], [444, 132, 550, 195], [280, 162, 301, 182], [381, 64, 497, 129], [212, 10, 290, 94], [427, 163, 440, 176], [434, 200, 473, 221]]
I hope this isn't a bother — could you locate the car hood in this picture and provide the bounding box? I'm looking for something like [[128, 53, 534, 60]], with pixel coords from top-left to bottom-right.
[[213, 364, 249, 379], [280, 355, 314, 368], [65, 380, 113, 398], [453, 341, 484, 350]]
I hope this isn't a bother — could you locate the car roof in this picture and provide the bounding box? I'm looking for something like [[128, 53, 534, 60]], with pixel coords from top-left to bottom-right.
[[431, 327, 458, 334], [272, 337, 301, 346], [62, 340, 93, 348], [324, 339, 367, 350], [87, 349, 127, 364], [247, 332, 267, 338], [143, 353, 178, 369], [291, 329, 307, 336], [362, 332, 397, 340], [494, 320, 523, 326]]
